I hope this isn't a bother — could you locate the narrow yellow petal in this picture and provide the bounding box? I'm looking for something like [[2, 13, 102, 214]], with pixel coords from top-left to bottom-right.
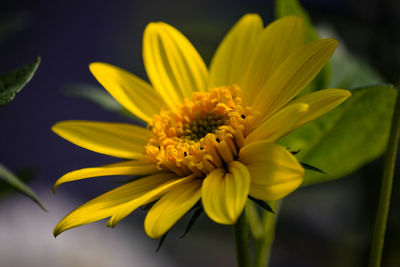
[[285, 88, 352, 129], [240, 16, 305, 105], [244, 103, 309, 145], [144, 179, 202, 239], [53, 172, 178, 237], [201, 161, 250, 225], [52, 160, 161, 193], [52, 120, 150, 159], [252, 38, 338, 120], [89, 62, 164, 122], [209, 14, 263, 88], [239, 141, 304, 200], [107, 174, 196, 228], [143, 22, 209, 110]]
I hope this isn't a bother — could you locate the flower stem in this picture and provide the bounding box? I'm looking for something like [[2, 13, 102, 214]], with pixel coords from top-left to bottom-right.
[[234, 210, 250, 267], [368, 88, 400, 267], [254, 200, 281, 267]]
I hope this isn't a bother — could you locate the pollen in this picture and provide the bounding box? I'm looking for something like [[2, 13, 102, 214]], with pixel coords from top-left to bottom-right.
[[144, 85, 259, 177]]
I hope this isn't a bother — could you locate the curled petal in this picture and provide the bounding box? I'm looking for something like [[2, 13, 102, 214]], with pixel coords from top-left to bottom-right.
[[202, 161, 250, 224], [239, 141, 304, 200]]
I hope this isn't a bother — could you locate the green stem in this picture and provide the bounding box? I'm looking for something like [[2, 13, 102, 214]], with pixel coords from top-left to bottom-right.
[[254, 200, 281, 267], [369, 88, 400, 267], [234, 210, 250, 267]]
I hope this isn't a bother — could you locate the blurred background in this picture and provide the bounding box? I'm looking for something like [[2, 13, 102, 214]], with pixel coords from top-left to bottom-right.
[[0, 0, 399, 266]]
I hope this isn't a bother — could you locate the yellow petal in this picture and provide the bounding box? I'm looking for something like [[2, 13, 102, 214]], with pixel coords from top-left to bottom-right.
[[201, 161, 250, 225], [89, 62, 164, 122], [53, 172, 178, 237], [209, 14, 263, 88], [240, 16, 305, 105], [52, 120, 150, 159], [252, 38, 338, 120], [239, 141, 304, 200], [144, 179, 202, 238], [285, 88, 352, 128], [244, 103, 309, 145], [143, 22, 209, 110], [107, 174, 196, 228], [52, 160, 161, 193], [250, 179, 303, 201]]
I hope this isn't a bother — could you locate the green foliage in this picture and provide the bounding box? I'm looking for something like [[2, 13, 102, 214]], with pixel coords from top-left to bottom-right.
[[275, 0, 319, 43], [329, 44, 384, 89], [279, 86, 397, 185], [0, 57, 40, 107], [0, 164, 46, 210], [64, 83, 144, 124], [65, 83, 123, 113], [275, 0, 330, 94], [0, 56, 44, 209]]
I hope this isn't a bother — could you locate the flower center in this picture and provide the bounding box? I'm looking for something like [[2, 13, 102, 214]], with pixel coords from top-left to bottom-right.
[[182, 113, 226, 141], [144, 85, 259, 177]]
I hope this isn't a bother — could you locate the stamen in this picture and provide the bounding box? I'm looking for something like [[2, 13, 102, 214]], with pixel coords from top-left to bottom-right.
[[144, 85, 258, 178], [182, 112, 226, 141]]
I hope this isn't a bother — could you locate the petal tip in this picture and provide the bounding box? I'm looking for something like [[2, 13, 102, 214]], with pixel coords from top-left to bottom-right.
[[325, 38, 339, 49], [51, 184, 57, 194], [144, 224, 162, 239], [89, 62, 106, 73], [344, 90, 352, 97], [51, 122, 64, 135], [241, 13, 263, 22], [144, 22, 162, 34], [53, 226, 63, 238]]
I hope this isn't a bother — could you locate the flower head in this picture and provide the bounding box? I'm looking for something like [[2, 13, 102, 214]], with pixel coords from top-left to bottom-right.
[[52, 14, 351, 238]]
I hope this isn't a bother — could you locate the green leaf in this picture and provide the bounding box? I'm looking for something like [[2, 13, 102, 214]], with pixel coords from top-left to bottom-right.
[[275, 0, 331, 93], [279, 86, 397, 185], [0, 57, 40, 107], [64, 83, 123, 112], [329, 44, 384, 89], [275, 0, 319, 43], [64, 83, 144, 124], [0, 164, 46, 211]]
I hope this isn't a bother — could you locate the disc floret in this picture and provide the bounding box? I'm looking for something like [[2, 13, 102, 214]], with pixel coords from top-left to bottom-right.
[[144, 85, 259, 178]]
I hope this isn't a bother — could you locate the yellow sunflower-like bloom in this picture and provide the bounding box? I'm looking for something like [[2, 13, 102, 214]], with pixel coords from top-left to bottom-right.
[[52, 14, 351, 238]]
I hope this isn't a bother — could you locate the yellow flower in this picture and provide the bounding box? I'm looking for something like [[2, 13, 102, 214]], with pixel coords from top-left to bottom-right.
[[52, 14, 351, 238]]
